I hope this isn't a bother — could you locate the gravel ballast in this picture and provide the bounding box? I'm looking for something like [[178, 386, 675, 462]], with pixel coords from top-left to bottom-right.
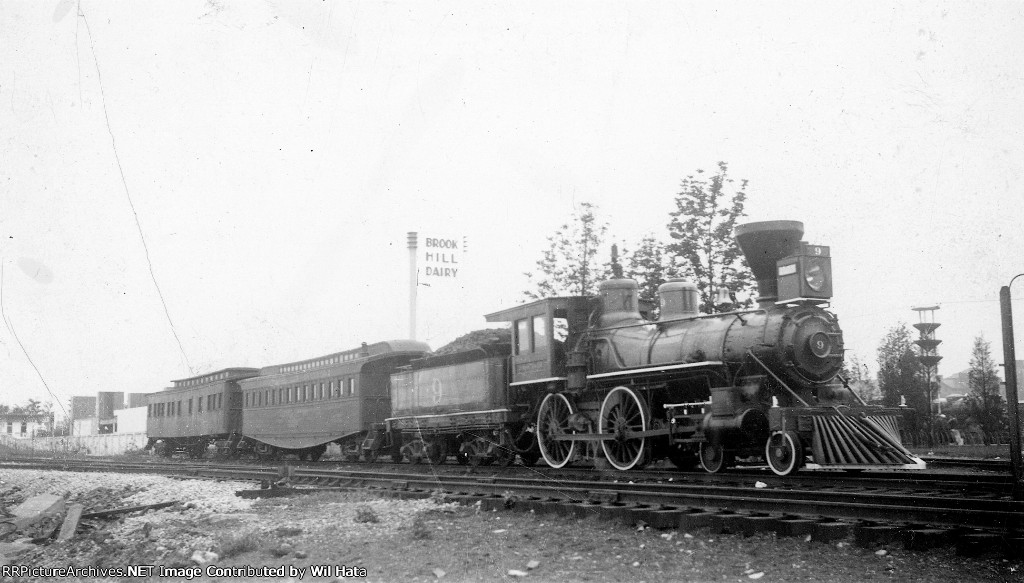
[[1, 468, 1022, 582]]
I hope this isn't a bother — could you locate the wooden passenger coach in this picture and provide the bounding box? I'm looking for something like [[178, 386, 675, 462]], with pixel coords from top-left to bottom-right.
[[237, 340, 429, 461], [146, 368, 260, 458]]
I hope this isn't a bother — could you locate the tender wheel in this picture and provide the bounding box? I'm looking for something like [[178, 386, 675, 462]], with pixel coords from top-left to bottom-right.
[[405, 440, 426, 464], [699, 442, 733, 473], [426, 441, 447, 465], [765, 431, 803, 476], [599, 386, 650, 471], [537, 393, 577, 468]]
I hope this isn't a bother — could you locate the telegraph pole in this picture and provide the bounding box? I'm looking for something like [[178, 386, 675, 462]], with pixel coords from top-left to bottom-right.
[[1000, 276, 1024, 499]]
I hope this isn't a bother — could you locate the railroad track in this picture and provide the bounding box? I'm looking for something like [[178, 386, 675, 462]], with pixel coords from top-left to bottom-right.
[[921, 456, 1011, 473], [4, 455, 1023, 555]]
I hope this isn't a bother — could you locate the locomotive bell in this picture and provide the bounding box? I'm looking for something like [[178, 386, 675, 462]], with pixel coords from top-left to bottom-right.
[[658, 279, 700, 318]]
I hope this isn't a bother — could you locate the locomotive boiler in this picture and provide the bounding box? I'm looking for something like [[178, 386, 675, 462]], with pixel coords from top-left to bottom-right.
[[518, 220, 923, 475]]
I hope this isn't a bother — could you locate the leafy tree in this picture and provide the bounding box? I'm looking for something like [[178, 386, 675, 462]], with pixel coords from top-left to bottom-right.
[[666, 162, 756, 313], [524, 202, 609, 299], [966, 335, 1006, 443], [876, 323, 926, 411], [620, 234, 686, 315], [842, 352, 881, 404]]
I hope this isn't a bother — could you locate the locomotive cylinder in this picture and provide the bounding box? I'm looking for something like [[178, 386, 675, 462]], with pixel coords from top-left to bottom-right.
[[703, 408, 769, 445]]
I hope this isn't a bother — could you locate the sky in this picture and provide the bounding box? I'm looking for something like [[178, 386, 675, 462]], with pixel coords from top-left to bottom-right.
[[3, 1, 1024, 415]]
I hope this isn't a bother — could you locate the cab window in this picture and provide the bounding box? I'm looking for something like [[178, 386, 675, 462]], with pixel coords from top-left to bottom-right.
[[516, 319, 529, 355], [532, 315, 547, 351]]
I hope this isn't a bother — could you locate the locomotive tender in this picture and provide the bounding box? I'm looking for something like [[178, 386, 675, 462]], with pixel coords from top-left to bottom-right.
[[383, 342, 541, 466]]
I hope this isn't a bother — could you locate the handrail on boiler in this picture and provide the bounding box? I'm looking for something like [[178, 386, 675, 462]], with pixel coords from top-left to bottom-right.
[[745, 350, 810, 408]]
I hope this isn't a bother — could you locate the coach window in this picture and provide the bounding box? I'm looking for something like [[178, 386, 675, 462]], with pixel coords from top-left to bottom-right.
[[188, 399, 193, 415], [347, 378, 355, 396], [197, 398, 203, 413]]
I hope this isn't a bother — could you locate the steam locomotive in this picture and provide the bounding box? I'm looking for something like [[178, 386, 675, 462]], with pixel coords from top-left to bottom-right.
[[522, 220, 924, 474], [146, 219, 923, 475]]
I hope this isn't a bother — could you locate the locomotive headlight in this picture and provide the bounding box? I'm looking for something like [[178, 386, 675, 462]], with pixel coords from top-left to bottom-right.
[[804, 262, 826, 292]]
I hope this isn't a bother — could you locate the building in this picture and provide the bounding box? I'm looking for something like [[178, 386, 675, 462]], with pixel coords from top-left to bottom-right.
[[937, 359, 1024, 405], [0, 412, 53, 437]]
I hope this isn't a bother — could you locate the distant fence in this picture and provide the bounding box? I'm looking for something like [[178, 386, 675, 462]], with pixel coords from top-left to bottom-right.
[[903, 428, 1014, 448], [0, 432, 148, 456]]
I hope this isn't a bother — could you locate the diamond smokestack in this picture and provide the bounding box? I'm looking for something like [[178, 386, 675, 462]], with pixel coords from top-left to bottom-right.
[[734, 220, 804, 307]]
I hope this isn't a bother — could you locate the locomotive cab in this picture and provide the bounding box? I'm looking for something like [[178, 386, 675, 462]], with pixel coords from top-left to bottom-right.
[[484, 296, 591, 390]]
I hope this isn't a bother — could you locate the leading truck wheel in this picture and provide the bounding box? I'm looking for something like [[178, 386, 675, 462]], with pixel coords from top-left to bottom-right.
[[599, 386, 649, 471], [537, 393, 577, 468], [766, 431, 803, 476], [699, 442, 734, 473]]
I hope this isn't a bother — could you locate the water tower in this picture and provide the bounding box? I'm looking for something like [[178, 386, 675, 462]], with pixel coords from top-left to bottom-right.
[[913, 305, 942, 444]]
